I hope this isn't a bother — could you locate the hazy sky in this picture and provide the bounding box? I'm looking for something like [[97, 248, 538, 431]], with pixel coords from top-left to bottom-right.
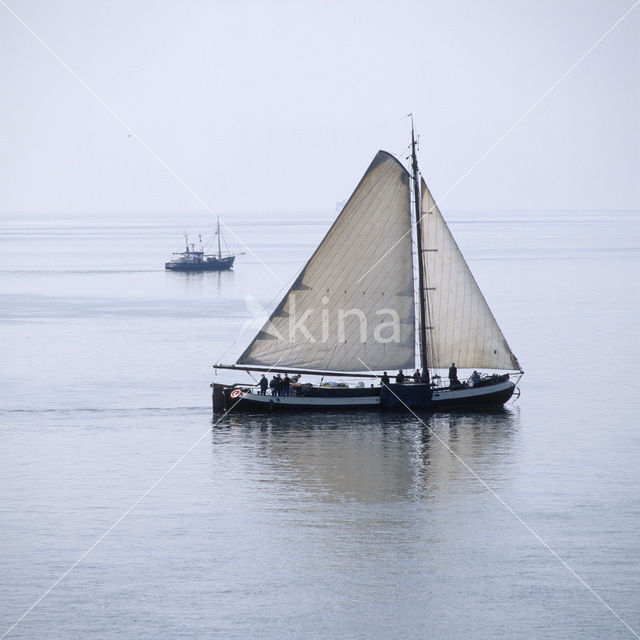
[[1, 0, 638, 213]]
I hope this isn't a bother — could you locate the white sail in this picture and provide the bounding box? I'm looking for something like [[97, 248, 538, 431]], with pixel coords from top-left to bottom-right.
[[420, 179, 520, 370], [237, 151, 416, 372]]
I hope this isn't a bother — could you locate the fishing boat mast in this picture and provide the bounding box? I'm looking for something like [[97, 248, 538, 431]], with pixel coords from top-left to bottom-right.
[[217, 216, 222, 259], [411, 122, 429, 379]]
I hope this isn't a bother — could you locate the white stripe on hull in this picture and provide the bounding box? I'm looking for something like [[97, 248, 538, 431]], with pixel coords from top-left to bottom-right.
[[239, 394, 381, 408], [221, 379, 514, 412]]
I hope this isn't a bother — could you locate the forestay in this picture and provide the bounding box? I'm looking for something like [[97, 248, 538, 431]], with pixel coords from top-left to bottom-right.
[[420, 179, 520, 370], [237, 151, 416, 372]]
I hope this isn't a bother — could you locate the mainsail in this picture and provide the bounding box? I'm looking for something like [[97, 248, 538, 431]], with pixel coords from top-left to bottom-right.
[[420, 179, 520, 370], [237, 151, 416, 372]]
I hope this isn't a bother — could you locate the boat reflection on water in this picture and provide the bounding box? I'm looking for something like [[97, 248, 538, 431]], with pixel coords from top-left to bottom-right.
[[214, 408, 519, 504]]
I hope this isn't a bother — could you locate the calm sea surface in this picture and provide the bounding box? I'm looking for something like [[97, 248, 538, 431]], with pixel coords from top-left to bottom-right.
[[1, 210, 639, 639]]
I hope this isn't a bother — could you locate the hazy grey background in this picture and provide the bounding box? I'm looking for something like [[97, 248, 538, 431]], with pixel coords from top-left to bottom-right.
[[1, 0, 638, 214], [2, 4, 640, 637]]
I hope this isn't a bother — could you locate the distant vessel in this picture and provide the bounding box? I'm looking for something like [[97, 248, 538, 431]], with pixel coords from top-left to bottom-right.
[[165, 217, 235, 271], [212, 125, 522, 412]]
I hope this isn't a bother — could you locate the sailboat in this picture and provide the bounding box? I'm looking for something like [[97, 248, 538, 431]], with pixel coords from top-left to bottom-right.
[[165, 217, 235, 271], [212, 128, 522, 412]]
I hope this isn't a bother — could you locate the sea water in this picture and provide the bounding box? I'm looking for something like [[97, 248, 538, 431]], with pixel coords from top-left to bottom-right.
[[1, 210, 639, 639]]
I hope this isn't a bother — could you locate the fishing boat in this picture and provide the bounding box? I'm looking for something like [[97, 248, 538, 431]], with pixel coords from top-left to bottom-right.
[[212, 127, 522, 412], [165, 217, 235, 271]]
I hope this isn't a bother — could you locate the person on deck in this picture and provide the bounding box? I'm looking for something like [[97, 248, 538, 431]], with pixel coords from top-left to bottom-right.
[[380, 372, 390, 387], [259, 374, 268, 395], [470, 370, 481, 385], [413, 369, 421, 382], [275, 374, 283, 396], [396, 370, 405, 383], [449, 363, 459, 386], [270, 375, 278, 395], [282, 374, 291, 396]]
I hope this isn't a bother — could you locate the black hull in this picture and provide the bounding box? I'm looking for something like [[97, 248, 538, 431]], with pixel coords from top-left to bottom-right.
[[212, 377, 515, 414], [165, 256, 235, 271]]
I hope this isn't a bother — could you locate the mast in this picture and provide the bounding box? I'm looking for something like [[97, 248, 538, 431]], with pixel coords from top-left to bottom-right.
[[411, 121, 429, 377], [217, 216, 222, 259]]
